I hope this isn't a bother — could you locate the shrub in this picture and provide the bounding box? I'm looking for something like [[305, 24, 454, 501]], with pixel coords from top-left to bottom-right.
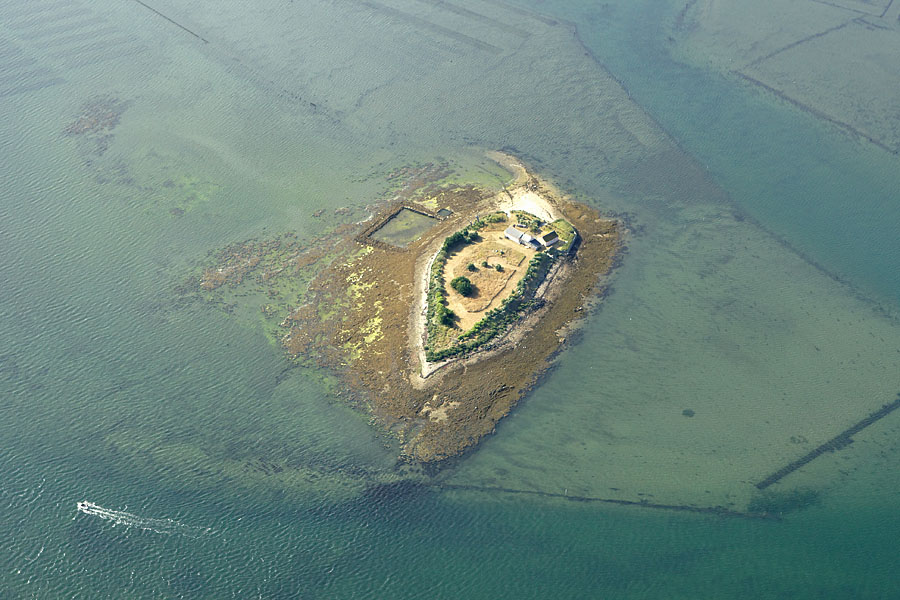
[[467, 263, 477, 272], [495, 264, 503, 272], [481, 260, 489, 268], [439, 306, 456, 326], [450, 276, 473, 296]]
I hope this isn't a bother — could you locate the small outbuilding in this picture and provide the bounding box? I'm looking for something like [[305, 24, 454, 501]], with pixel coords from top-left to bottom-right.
[[521, 233, 541, 250], [540, 231, 560, 247]]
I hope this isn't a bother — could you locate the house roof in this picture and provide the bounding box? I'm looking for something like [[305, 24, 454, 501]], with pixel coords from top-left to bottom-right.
[[506, 227, 541, 249], [505, 227, 524, 240]]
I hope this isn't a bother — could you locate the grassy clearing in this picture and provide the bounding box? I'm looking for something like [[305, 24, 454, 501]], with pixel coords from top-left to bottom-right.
[[550, 219, 577, 252]]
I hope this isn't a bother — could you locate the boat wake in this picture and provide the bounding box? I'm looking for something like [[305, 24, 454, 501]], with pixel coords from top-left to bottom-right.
[[76, 501, 213, 536]]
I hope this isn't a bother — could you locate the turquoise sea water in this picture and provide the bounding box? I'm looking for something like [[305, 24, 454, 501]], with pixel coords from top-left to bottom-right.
[[2, 0, 899, 598]]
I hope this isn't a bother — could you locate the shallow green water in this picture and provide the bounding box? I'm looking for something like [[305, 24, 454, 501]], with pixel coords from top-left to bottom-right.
[[370, 208, 438, 247], [1, 0, 899, 598]]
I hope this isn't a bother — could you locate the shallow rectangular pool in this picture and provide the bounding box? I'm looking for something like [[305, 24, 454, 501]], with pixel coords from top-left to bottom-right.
[[370, 208, 437, 247]]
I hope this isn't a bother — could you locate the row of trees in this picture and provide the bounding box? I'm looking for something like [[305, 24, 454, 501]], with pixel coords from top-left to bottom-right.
[[425, 226, 479, 349]]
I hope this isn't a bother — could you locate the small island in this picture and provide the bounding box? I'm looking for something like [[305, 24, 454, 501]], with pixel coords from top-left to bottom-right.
[[191, 152, 622, 462]]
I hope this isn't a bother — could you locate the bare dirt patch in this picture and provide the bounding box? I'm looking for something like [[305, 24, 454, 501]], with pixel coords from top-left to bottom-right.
[[444, 234, 536, 329]]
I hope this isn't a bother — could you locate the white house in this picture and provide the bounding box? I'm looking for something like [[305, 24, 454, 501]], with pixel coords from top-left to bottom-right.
[[504, 226, 523, 243], [505, 227, 541, 250]]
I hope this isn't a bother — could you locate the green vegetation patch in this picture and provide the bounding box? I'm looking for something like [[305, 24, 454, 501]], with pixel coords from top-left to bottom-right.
[[472, 211, 508, 227], [450, 276, 473, 296], [511, 210, 544, 233], [549, 219, 577, 252]]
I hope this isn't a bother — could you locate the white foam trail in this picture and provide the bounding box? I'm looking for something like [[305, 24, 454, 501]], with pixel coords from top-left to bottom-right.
[[76, 501, 212, 536]]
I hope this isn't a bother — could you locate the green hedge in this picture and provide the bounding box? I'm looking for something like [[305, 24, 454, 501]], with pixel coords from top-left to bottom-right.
[[425, 228, 475, 355]]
